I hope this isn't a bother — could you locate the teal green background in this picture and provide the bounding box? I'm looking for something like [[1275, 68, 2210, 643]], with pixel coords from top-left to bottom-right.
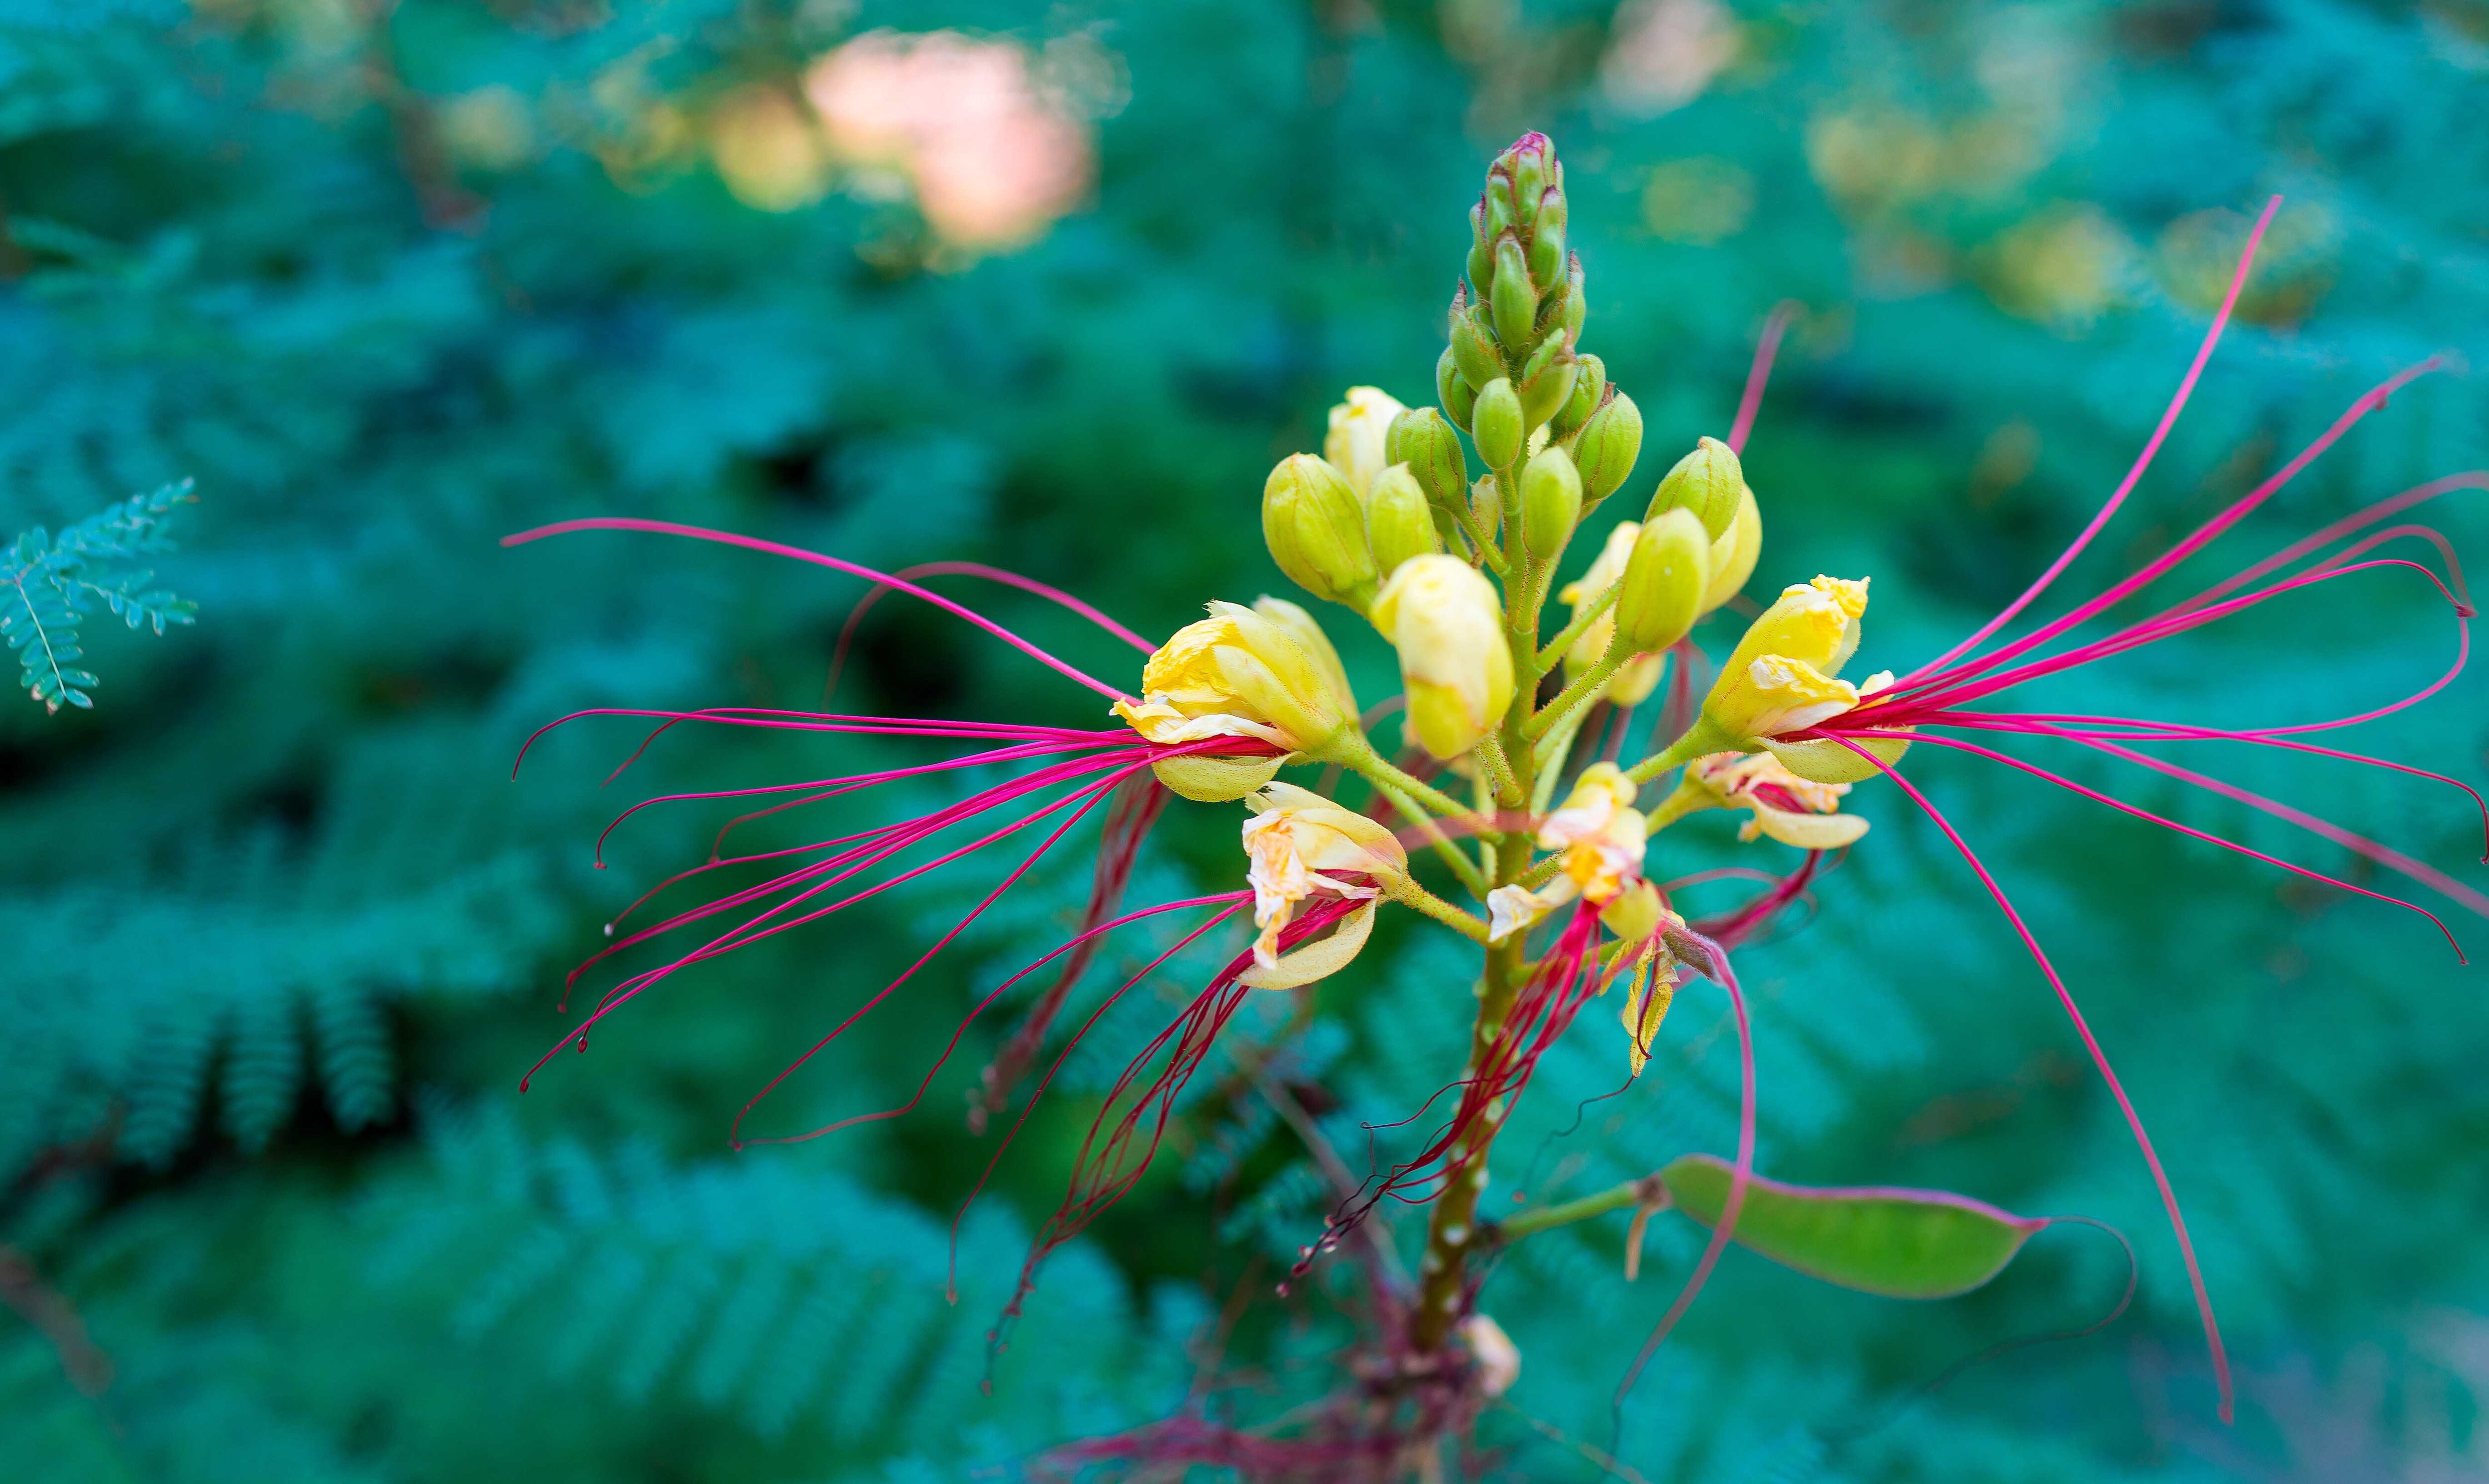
[[3, 1, 2486, 1479]]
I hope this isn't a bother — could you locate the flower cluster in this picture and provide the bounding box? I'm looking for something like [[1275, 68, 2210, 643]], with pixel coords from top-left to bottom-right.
[[515, 139, 2480, 1438]]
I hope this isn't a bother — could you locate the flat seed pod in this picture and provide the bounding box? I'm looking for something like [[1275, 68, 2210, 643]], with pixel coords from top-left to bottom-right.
[[1660, 1154, 2048, 1299]]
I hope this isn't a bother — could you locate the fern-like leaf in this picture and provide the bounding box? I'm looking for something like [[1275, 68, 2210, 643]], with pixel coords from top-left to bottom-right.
[[1, 478, 196, 712]]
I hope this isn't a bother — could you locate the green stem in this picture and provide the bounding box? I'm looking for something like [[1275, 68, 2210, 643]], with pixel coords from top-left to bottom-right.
[[1367, 774, 1490, 899], [1536, 582, 1617, 671], [1625, 716, 1736, 788], [1492, 1173, 1668, 1244], [1523, 648, 1623, 743], [1327, 731, 1478, 824], [1474, 735, 1522, 810], [1383, 875, 1490, 943], [1450, 501, 1508, 575], [1642, 778, 1714, 837]]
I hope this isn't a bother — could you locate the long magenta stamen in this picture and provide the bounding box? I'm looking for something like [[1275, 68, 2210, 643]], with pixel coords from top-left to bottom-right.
[[1726, 300, 1801, 455], [1911, 197, 2281, 680], [1826, 737, 2234, 1422], [502, 519, 1137, 701]]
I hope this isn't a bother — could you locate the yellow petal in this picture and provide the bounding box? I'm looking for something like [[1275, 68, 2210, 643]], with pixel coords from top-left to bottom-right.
[[1237, 897, 1380, 989]]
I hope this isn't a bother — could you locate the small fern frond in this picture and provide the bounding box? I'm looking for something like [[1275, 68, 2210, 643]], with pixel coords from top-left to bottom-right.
[[2, 479, 196, 713]]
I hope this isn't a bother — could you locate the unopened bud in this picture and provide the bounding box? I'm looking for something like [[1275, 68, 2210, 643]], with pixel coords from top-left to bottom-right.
[[1469, 473, 1501, 538], [1552, 354, 1606, 439], [1387, 407, 1469, 513], [1572, 389, 1643, 505], [1262, 454, 1379, 612], [1324, 387, 1406, 500], [1366, 464, 1443, 579], [1490, 236, 1537, 349], [1519, 355, 1578, 429], [1472, 378, 1524, 470], [1698, 483, 1761, 614], [1650, 436, 1743, 539], [1370, 554, 1515, 760], [1519, 447, 1582, 557], [1436, 346, 1477, 430], [1616, 508, 1708, 652], [1562, 252, 1585, 341], [1527, 190, 1567, 287], [1450, 308, 1503, 392]]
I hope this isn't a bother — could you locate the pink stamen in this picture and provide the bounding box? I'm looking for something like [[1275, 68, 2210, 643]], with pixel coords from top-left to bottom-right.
[[1897, 355, 2450, 702], [1823, 736, 2234, 1423], [1895, 731, 2467, 954], [1726, 301, 1801, 455], [2158, 473, 2485, 622], [502, 519, 1137, 701], [1913, 198, 2281, 679], [825, 559, 1158, 704], [1615, 925, 1753, 1405]]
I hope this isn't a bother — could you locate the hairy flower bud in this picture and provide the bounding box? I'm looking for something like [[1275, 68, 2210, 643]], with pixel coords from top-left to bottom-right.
[[1261, 454, 1379, 612], [1615, 508, 1708, 653], [1366, 464, 1442, 578], [1472, 377, 1524, 470], [1519, 353, 1578, 430], [1387, 406, 1469, 513], [1649, 436, 1743, 539], [1519, 446, 1583, 558], [1369, 554, 1515, 760], [1552, 353, 1605, 440], [1436, 346, 1477, 430], [1571, 389, 1642, 506], [1324, 386, 1406, 500], [1698, 482, 1762, 614], [1490, 235, 1537, 348], [1450, 306, 1503, 392]]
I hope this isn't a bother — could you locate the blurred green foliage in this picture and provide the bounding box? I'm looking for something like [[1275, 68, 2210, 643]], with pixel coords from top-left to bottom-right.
[[2, 0, 2485, 1479]]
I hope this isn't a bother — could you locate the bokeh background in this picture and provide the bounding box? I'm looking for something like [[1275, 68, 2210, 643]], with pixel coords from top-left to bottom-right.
[[5, 1, 2488, 1479]]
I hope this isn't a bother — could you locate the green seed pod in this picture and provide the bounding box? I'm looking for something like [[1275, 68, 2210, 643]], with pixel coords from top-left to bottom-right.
[[1437, 346, 1477, 430], [1649, 435, 1743, 539], [1519, 356, 1578, 429], [1552, 353, 1606, 440], [1615, 507, 1709, 652], [1490, 236, 1537, 349], [1387, 406, 1469, 512], [1519, 446, 1583, 557], [1366, 463, 1443, 578], [1572, 388, 1643, 505], [1450, 307, 1503, 392], [1471, 377, 1524, 470], [1262, 453, 1378, 612]]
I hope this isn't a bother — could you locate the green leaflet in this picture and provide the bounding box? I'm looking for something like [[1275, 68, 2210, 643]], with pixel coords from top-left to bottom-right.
[[1659, 1154, 2047, 1300]]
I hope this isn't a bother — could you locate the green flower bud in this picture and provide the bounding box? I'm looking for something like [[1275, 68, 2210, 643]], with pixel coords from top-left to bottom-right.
[[1262, 453, 1378, 612], [1520, 356, 1578, 429], [1387, 406, 1469, 512], [1649, 436, 1743, 539], [1616, 507, 1709, 652], [1490, 236, 1537, 349], [1432, 349, 1473, 433], [1527, 190, 1567, 288], [1469, 472, 1501, 537], [1572, 389, 1643, 505], [1366, 464, 1442, 579], [1698, 482, 1762, 614], [1506, 139, 1548, 222], [1519, 446, 1583, 557], [1562, 252, 1586, 341], [1552, 353, 1606, 439], [1471, 377, 1524, 470], [1516, 332, 1563, 388], [1450, 305, 1503, 392]]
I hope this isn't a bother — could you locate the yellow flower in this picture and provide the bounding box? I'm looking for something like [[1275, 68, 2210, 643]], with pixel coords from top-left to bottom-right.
[[1687, 751, 1869, 849], [1113, 599, 1354, 755], [1370, 554, 1516, 760], [1700, 575, 1872, 742], [1238, 782, 1406, 987], [1324, 386, 1408, 501], [1486, 763, 1648, 940]]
